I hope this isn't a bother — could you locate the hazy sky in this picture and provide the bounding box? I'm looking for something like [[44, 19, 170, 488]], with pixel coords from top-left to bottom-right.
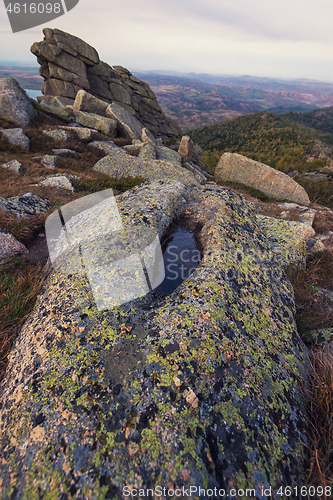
[[0, 0, 333, 81]]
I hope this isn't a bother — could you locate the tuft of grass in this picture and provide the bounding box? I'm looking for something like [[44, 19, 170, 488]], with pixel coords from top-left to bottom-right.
[[0, 257, 49, 380], [304, 348, 333, 490], [71, 175, 145, 196], [286, 251, 333, 337], [313, 209, 333, 234], [0, 210, 51, 244]]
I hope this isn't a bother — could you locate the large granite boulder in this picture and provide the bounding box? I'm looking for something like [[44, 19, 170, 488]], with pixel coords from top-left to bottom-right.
[[0, 182, 310, 497], [31, 28, 182, 143], [215, 152, 311, 206], [0, 77, 36, 127]]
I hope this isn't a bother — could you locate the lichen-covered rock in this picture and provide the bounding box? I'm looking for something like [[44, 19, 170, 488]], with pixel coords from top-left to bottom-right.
[[0, 183, 310, 498], [0, 159, 22, 174], [73, 89, 109, 115], [256, 214, 315, 268], [0, 77, 36, 127], [1, 127, 30, 150], [105, 102, 145, 141], [40, 155, 60, 169], [215, 152, 310, 206], [74, 111, 117, 136], [38, 175, 75, 191], [0, 228, 28, 259], [38, 99, 74, 122], [0, 192, 50, 217], [156, 145, 182, 168], [42, 129, 70, 141], [93, 151, 199, 186]]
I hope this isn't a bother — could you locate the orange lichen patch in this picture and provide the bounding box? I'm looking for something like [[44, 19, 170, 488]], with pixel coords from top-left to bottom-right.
[[30, 425, 45, 442]]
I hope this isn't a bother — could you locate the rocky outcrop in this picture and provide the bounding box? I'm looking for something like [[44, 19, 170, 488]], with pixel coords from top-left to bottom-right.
[[0, 181, 310, 497], [306, 140, 332, 165], [0, 77, 36, 127], [31, 28, 182, 143], [215, 152, 310, 206]]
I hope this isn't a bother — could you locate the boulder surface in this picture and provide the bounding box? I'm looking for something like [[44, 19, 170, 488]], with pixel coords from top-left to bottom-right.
[[215, 152, 310, 206], [0, 182, 310, 497]]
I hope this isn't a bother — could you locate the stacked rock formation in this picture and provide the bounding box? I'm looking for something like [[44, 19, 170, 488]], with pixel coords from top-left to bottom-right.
[[31, 28, 182, 142]]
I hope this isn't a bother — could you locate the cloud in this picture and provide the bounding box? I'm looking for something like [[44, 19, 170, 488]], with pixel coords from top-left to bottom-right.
[[0, 0, 333, 80]]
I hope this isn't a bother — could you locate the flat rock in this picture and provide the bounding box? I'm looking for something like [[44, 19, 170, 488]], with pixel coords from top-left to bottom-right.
[[73, 90, 109, 115], [278, 202, 316, 226], [38, 100, 73, 122], [156, 145, 182, 167], [137, 142, 157, 160], [42, 129, 70, 142], [0, 228, 28, 259], [74, 111, 116, 136], [88, 141, 127, 156], [38, 175, 75, 191], [51, 148, 78, 155], [40, 155, 60, 169], [1, 128, 30, 150], [105, 102, 145, 140], [59, 126, 92, 142], [0, 192, 50, 217], [215, 152, 310, 206], [1, 159, 22, 174], [0, 183, 310, 496], [93, 152, 199, 186], [0, 77, 36, 127]]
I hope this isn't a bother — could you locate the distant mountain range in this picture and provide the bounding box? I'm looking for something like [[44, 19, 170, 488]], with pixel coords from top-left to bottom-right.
[[134, 71, 333, 130], [3, 63, 333, 131]]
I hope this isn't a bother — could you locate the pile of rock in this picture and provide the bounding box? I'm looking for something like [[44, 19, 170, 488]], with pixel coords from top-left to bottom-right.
[[31, 28, 182, 143]]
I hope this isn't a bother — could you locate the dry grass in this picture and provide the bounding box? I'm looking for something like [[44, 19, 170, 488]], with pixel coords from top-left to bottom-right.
[[0, 257, 49, 380], [286, 250, 333, 336], [313, 208, 333, 234], [305, 348, 333, 490]]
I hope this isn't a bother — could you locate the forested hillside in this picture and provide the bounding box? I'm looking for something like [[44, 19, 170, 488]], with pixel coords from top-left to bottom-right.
[[188, 111, 333, 173], [284, 107, 333, 135]]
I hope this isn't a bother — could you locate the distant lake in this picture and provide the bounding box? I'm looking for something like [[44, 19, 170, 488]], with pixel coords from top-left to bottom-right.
[[24, 89, 42, 100]]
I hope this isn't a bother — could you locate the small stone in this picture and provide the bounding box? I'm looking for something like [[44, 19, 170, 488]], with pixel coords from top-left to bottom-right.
[[38, 175, 75, 191], [40, 155, 60, 169], [1, 159, 22, 174], [59, 126, 92, 142], [51, 148, 78, 155], [42, 129, 70, 141], [309, 239, 326, 255], [0, 229, 28, 259], [1, 128, 30, 150]]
